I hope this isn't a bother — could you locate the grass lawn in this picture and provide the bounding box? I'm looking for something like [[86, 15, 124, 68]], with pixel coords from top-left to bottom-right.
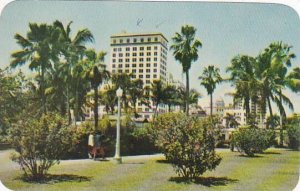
[[0, 148, 299, 191]]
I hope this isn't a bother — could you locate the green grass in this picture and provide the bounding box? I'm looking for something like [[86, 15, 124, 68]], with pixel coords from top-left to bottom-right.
[[1, 148, 299, 191]]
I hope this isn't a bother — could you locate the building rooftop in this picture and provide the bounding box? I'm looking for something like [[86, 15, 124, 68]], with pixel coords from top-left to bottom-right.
[[111, 32, 168, 42]]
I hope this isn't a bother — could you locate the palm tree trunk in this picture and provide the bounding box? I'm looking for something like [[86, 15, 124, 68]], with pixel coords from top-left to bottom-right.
[[279, 89, 284, 147], [66, 85, 71, 125], [41, 65, 46, 114], [245, 98, 250, 125], [94, 86, 99, 131], [210, 93, 213, 116], [186, 71, 190, 116], [267, 96, 273, 118]]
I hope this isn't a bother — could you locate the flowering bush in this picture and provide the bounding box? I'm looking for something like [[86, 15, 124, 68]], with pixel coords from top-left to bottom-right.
[[151, 113, 221, 180]]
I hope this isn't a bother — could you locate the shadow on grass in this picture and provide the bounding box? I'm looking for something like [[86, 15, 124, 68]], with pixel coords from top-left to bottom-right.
[[238, 154, 263, 158], [17, 174, 91, 184], [263, 151, 281, 155], [123, 162, 145, 165], [156, 159, 170, 164], [169, 176, 238, 187], [93, 158, 110, 162]]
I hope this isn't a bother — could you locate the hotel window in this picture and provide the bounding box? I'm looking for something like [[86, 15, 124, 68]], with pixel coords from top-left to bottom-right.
[[147, 46, 151, 50], [125, 53, 130, 57], [146, 58, 151, 61], [139, 63, 143, 67], [125, 58, 130, 62], [154, 37, 158, 41], [113, 40, 116, 44], [125, 69, 129, 73], [154, 46, 158, 50], [154, 52, 158, 56], [153, 74, 157, 78], [119, 53, 123, 57], [113, 48, 117, 51], [153, 69, 157, 72], [139, 58, 144, 62], [118, 59, 123, 62], [118, 48, 122, 51], [133, 38, 137, 43], [133, 47, 137, 51], [132, 53, 137, 57], [112, 64, 116, 68], [132, 64, 137, 67], [118, 69, 122, 73], [126, 47, 130, 51], [139, 52, 144, 56], [146, 75, 150, 78], [141, 38, 144, 42], [139, 69, 143, 73], [140, 47, 144, 51], [147, 52, 151, 56], [139, 75, 143, 78], [154, 57, 157, 61], [132, 58, 137, 62], [112, 53, 116, 57], [146, 69, 150, 73], [146, 80, 151, 84], [146, 63, 150, 67], [118, 64, 122, 68], [127, 39, 130, 43], [147, 37, 151, 42], [132, 69, 136, 73], [125, 64, 130, 68], [132, 75, 136, 78], [112, 59, 116, 63], [120, 39, 123, 43]]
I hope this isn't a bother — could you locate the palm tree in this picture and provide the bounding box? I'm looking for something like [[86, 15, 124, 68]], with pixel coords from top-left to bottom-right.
[[10, 23, 61, 114], [226, 55, 257, 124], [224, 113, 240, 128], [151, 80, 165, 117], [128, 79, 144, 117], [100, 85, 117, 114], [53, 20, 94, 123], [111, 73, 132, 111], [170, 25, 202, 115], [199, 65, 222, 116], [267, 42, 298, 146], [163, 84, 178, 112], [82, 49, 110, 130]]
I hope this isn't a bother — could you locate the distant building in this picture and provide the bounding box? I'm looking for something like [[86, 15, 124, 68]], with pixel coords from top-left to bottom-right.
[[109, 32, 169, 120]]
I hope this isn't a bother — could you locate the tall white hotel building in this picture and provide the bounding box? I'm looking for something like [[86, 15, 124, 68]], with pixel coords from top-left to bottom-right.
[[109, 33, 168, 120]]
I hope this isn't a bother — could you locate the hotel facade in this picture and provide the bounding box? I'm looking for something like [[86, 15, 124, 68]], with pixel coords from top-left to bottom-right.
[[109, 32, 168, 119]]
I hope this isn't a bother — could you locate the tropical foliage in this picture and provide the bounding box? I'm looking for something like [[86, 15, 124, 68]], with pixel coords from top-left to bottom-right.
[[171, 25, 202, 115], [150, 113, 221, 180]]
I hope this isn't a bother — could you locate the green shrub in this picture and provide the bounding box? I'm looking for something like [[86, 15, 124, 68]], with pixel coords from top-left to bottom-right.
[[152, 113, 221, 180], [286, 123, 300, 150], [233, 127, 274, 156], [9, 113, 73, 181]]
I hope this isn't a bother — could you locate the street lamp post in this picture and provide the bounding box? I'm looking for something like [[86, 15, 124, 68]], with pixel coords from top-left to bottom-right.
[[114, 87, 123, 164]]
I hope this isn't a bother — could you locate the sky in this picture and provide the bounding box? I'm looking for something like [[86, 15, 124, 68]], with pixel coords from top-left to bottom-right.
[[0, 0, 299, 115]]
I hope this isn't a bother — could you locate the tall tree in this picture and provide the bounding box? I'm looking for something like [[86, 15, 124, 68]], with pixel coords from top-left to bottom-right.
[[10, 23, 61, 114], [268, 42, 298, 146], [151, 80, 166, 117], [111, 73, 132, 111], [227, 55, 257, 124], [128, 79, 144, 117], [171, 25, 202, 115], [53, 20, 94, 123], [82, 49, 110, 130], [199, 65, 222, 116]]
